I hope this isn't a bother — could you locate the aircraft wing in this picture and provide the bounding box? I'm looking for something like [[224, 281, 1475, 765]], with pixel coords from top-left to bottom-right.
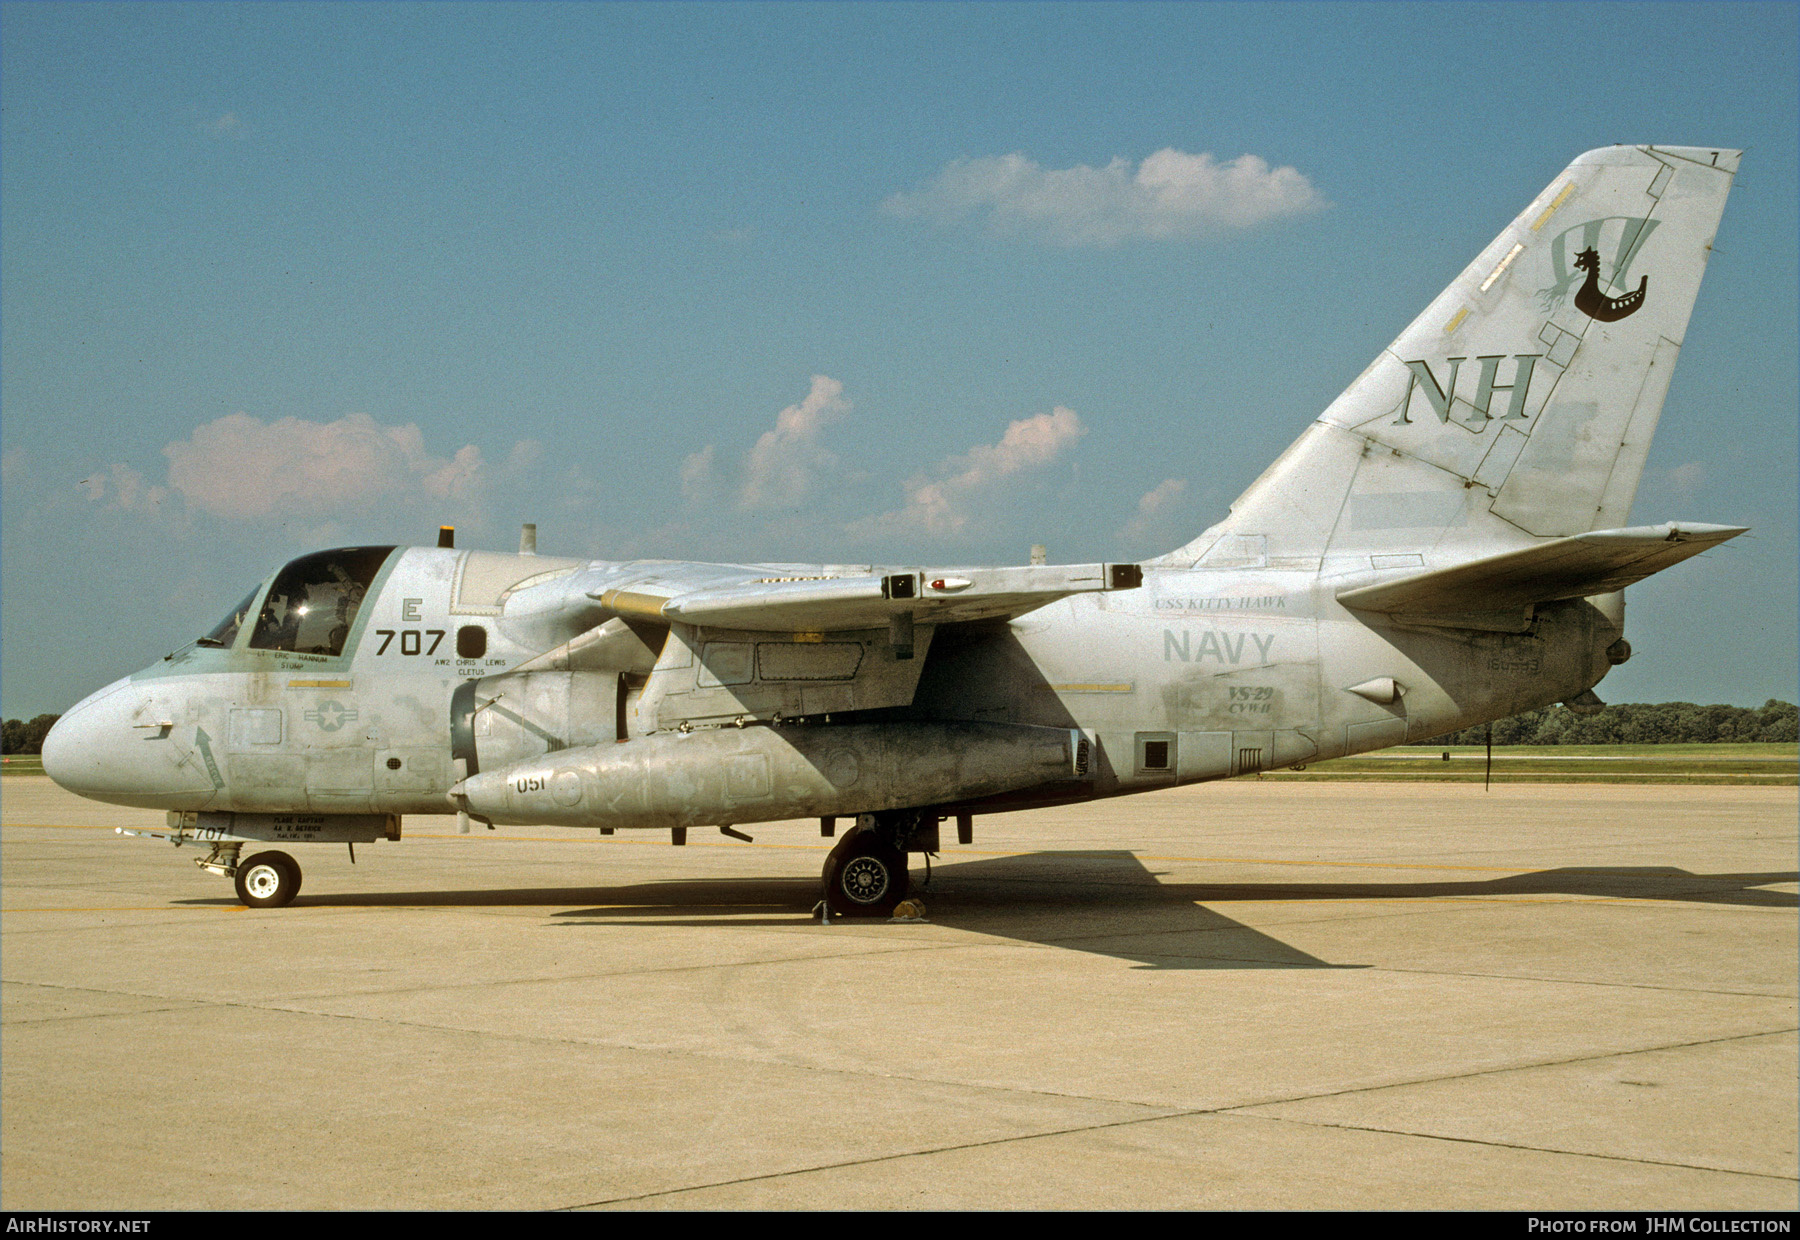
[[1335, 523, 1747, 616], [588, 562, 1144, 632]]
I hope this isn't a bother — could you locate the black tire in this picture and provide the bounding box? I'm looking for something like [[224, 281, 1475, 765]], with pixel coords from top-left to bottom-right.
[[821, 827, 909, 918], [235, 851, 301, 908]]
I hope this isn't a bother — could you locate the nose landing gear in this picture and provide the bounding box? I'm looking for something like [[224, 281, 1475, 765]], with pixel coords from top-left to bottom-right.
[[233, 850, 302, 908], [122, 816, 363, 909]]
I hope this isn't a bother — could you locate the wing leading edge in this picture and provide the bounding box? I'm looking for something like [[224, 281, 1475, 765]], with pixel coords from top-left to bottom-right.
[[592, 562, 1144, 632]]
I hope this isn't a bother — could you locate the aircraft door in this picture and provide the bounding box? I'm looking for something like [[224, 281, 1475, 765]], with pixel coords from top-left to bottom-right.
[[279, 693, 376, 811], [223, 707, 301, 812], [1176, 731, 1231, 781], [307, 746, 374, 812], [1174, 728, 1316, 779]]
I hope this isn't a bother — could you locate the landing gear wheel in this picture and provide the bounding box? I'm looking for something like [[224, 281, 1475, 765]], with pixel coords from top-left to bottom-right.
[[821, 827, 909, 918], [235, 851, 301, 908]]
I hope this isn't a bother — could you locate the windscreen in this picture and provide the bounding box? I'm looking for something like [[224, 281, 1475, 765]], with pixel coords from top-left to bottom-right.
[[248, 546, 395, 656], [197, 587, 261, 648]]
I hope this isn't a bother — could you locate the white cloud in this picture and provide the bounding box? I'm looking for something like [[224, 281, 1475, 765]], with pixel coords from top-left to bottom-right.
[[69, 386, 1092, 568], [739, 375, 852, 510], [79, 463, 171, 514], [200, 112, 243, 139], [680, 443, 718, 504], [885, 148, 1326, 245], [893, 406, 1086, 534], [1667, 462, 1706, 497], [160, 412, 489, 521], [1120, 477, 1189, 544]]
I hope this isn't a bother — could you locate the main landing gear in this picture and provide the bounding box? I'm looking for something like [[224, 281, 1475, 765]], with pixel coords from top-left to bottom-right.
[[819, 810, 934, 919]]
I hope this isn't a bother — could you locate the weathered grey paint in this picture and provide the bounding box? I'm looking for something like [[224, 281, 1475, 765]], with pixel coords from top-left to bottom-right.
[[455, 721, 1084, 830], [41, 147, 1748, 873]]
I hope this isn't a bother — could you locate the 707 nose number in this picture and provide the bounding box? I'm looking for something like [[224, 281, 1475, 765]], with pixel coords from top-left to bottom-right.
[[374, 629, 445, 656]]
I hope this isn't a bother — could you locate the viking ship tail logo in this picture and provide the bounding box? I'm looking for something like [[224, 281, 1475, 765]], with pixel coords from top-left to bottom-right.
[[1537, 216, 1658, 317], [1572, 246, 1647, 321]]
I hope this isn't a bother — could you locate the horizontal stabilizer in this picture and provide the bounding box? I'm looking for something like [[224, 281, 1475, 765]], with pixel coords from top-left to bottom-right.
[[1336, 523, 1746, 615], [591, 562, 1143, 632]]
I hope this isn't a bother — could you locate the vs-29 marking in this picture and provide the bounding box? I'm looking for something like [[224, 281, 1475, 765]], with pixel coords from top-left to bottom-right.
[[1227, 686, 1279, 715]]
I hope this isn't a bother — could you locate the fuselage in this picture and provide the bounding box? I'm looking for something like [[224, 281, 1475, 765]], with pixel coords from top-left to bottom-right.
[[30, 146, 1737, 922], [42, 543, 1619, 826]]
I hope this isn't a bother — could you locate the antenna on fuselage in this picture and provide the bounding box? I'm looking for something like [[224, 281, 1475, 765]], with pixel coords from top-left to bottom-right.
[[438, 526, 454, 549], [520, 523, 537, 555]]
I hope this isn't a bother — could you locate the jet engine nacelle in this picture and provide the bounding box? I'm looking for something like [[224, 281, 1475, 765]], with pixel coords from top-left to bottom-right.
[[452, 720, 1089, 831], [448, 614, 667, 772], [453, 670, 622, 773]]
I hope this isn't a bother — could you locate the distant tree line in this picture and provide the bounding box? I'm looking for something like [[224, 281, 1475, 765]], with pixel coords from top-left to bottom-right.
[[2, 715, 61, 755], [1428, 700, 1797, 746]]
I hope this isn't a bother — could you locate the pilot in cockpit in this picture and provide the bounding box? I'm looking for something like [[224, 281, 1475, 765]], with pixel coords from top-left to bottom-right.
[[260, 589, 307, 651]]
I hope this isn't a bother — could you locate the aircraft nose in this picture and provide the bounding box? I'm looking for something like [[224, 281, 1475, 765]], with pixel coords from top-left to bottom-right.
[[40, 715, 74, 788], [41, 677, 217, 809], [41, 678, 130, 794]]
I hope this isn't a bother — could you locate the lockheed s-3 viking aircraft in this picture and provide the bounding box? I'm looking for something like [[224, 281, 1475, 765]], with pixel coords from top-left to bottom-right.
[[44, 145, 1745, 917]]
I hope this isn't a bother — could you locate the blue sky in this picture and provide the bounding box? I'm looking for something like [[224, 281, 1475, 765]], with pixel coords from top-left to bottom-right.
[[3, 1, 1795, 715]]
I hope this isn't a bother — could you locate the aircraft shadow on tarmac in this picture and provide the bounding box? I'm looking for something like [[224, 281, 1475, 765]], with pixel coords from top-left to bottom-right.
[[180, 850, 1799, 972]]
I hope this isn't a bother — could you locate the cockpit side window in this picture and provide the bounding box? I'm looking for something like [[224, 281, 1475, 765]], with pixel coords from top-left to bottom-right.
[[249, 546, 395, 656], [198, 587, 261, 648]]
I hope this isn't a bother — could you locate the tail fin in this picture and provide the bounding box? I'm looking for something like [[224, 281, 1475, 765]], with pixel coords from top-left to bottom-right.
[[1173, 145, 1738, 567]]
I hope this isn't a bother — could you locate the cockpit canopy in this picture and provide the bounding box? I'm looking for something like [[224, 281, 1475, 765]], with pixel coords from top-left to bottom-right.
[[200, 546, 395, 657], [250, 546, 394, 655], [198, 587, 259, 649]]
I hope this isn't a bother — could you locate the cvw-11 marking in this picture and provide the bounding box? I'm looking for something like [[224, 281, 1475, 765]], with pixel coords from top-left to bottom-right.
[[1227, 685, 1279, 716], [1163, 629, 1276, 665]]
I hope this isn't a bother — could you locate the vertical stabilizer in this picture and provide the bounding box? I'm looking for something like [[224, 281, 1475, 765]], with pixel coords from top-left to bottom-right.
[[1173, 146, 1738, 566]]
